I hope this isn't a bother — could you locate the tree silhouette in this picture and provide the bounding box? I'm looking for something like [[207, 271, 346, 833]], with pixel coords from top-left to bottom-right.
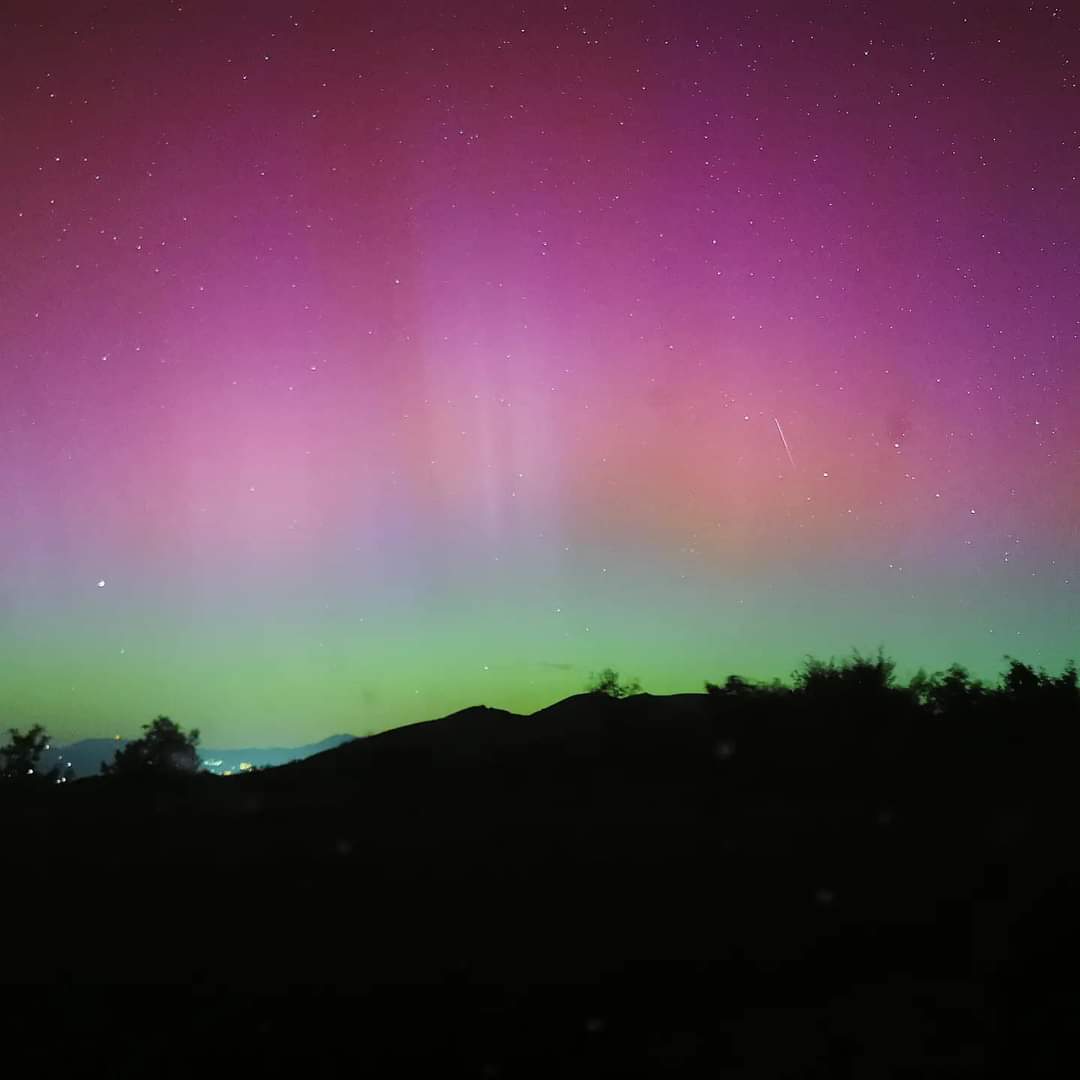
[[1, 725, 70, 785], [103, 716, 201, 776], [586, 668, 642, 698], [1002, 657, 1044, 701], [906, 667, 936, 707], [923, 664, 984, 716]]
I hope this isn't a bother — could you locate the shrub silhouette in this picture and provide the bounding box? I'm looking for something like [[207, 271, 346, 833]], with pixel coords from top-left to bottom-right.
[[705, 674, 754, 698], [793, 647, 897, 699], [704, 673, 790, 701], [102, 716, 201, 776], [586, 668, 642, 698]]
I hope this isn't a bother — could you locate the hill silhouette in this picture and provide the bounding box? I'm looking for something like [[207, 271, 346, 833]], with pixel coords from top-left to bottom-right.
[[4, 655, 1079, 1076]]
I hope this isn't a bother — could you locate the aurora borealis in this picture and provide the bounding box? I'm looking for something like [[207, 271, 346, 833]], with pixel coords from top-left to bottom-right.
[[2, 1, 1078, 744]]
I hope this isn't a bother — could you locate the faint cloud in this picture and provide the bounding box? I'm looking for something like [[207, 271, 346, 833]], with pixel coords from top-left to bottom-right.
[[537, 661, 576, 671]]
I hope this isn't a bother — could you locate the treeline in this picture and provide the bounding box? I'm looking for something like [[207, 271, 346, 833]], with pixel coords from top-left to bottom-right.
[[4, 651, 1077, 791], [587, 649, 1079, 717], [584, 650, 1080, 808]]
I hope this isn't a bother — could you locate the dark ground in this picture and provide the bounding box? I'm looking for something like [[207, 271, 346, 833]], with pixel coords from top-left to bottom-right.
[[5, 690, 1078, 1076]]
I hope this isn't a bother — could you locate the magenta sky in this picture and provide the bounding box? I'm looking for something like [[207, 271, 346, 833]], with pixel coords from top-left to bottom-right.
[[2, 1, 1078, 743]]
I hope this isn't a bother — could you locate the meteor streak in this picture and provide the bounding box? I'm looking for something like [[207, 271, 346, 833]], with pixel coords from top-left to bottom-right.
[[773, 417, 795, 468]]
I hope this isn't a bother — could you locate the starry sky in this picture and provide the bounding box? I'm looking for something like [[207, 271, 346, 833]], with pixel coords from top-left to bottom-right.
[[2, 1, 1078, 745]]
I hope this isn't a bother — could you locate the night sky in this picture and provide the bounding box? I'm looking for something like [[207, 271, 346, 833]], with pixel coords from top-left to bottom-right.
[[2, 1, 1078, 744]]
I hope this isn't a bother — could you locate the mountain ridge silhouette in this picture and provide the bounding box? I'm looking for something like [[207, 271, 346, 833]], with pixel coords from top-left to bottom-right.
[[5, 671, 1078, 1074]]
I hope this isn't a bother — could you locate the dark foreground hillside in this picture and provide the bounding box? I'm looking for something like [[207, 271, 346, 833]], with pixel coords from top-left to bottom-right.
[[5, 683, 1080, 1076]]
